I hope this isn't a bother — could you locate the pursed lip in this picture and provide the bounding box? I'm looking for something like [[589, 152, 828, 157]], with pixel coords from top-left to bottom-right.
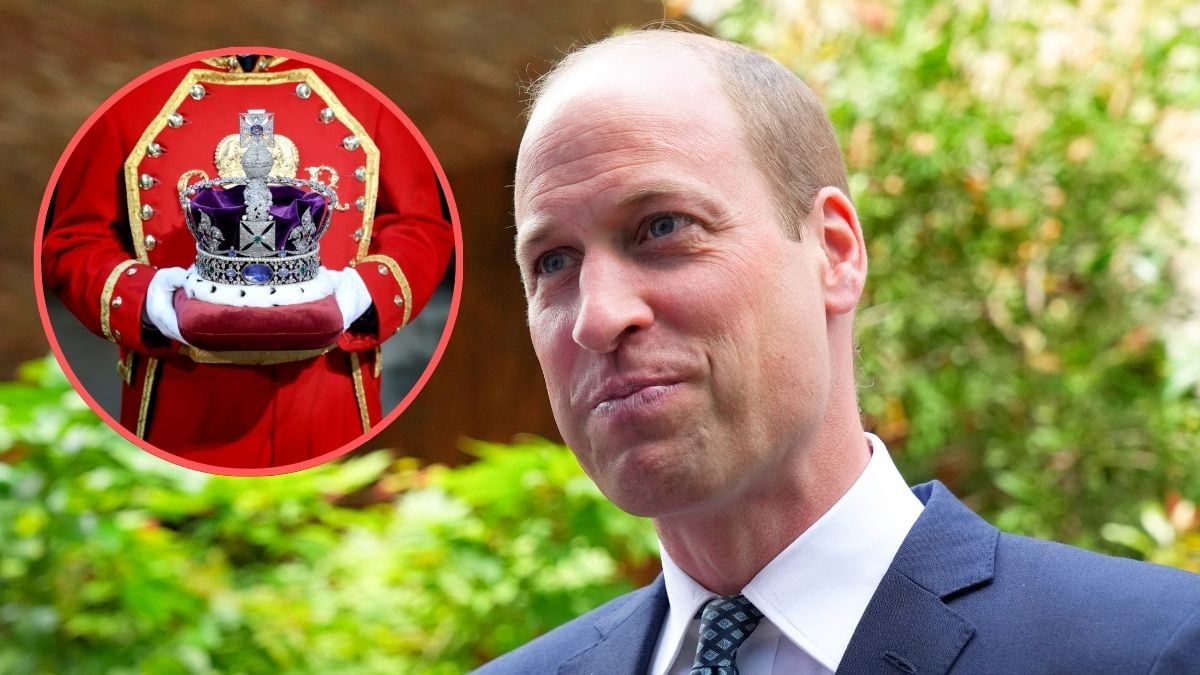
[[588, 376, 683, 413]]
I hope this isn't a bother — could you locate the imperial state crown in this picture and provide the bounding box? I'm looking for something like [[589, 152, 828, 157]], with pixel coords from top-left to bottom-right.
[[180, 109, 337, 289], [171, 108, 348, 353]]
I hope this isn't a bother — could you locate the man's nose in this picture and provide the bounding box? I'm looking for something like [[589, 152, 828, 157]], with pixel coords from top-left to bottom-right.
[[571, 255, 653, 353]]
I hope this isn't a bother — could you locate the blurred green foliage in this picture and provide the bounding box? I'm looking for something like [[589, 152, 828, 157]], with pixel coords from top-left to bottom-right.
[[0, 358, 656, 673], [716, 0, 1200, 549], [1101, 496, 1200, 573]]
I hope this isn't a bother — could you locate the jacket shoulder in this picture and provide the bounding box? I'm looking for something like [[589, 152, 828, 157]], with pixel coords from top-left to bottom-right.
[[994, 530, 1200, 608], [952, 531, 1200, 671], [472, 584, 658, 674], [903, 482, 1200, 671]]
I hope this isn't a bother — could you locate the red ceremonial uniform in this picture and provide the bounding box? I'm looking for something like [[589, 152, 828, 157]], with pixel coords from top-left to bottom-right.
[[42, 54, 453, 469]]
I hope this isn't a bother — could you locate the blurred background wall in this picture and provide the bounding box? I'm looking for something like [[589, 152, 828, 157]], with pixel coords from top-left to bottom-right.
[[1, 0, 689, 465]]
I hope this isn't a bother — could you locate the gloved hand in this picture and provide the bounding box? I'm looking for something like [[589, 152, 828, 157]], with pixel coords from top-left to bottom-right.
[[320, 267, 372, 330], [145, 266, 190, 345]]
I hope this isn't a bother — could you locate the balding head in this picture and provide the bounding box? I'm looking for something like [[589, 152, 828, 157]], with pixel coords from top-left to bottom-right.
[[520, 29, 850, 237]]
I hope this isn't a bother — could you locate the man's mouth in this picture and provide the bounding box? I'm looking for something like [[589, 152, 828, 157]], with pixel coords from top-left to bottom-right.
[[592, 379, 682, 415]]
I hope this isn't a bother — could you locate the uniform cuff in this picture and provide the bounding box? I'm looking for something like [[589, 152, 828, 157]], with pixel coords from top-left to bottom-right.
[[101, 260, 176, 355], [356, 253, 412, 336]]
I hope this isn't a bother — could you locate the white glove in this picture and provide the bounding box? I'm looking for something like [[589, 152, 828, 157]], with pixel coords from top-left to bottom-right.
[[146, 266, 190, 345], [321, 267, 372, 330]]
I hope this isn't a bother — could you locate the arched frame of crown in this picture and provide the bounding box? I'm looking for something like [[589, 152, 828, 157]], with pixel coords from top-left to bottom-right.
[[122, 68, 381, 265]]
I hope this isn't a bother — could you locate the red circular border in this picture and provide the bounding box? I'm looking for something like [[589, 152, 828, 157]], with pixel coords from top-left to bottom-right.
[[32, 46, 464, 477]]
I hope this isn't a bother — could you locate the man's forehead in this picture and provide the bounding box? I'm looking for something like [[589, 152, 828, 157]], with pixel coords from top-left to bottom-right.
[[514, 103, 742, 242], [522, 44, 726, 156], [515, 45, 745, 224]]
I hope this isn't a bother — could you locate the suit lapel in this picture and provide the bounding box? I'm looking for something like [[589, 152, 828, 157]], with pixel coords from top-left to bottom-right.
[[837, 481, 998, 675], [559, 577, 669, 675]]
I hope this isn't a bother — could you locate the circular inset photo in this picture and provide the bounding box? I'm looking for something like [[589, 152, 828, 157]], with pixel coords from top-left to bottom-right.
[[34, 48, 461, 476]]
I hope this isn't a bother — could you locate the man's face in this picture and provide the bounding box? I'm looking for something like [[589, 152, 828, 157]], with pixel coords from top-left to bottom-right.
[[514, 52, 836, 518]]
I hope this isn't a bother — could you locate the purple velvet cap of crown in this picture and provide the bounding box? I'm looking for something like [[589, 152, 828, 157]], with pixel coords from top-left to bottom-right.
[[188, 185, 327, 253]]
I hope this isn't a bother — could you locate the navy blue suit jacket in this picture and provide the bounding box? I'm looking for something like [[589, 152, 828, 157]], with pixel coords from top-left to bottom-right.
[[476, 481, 1200, 674]]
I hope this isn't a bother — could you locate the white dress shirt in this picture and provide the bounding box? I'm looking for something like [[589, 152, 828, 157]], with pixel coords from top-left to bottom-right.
[[648, 433, 924, 675]]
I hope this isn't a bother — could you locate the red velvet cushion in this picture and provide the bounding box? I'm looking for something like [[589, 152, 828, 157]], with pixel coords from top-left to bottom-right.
[[174, 289, 344, 351]]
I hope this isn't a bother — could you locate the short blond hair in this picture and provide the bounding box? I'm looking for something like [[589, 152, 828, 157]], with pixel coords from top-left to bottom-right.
[[527, 29, 850, 237]]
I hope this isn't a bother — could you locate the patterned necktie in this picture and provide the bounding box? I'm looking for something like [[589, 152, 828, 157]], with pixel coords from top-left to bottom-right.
[[690, 594, 764, 675]]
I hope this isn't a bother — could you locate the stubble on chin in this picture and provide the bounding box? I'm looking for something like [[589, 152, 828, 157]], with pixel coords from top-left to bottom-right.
[[579, 427, 731, 519]]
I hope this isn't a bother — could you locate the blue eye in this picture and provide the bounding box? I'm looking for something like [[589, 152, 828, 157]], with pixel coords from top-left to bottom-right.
[[647, 214, 679, 238], [645, 213, 693, 239], [536, 251, 568, 275]]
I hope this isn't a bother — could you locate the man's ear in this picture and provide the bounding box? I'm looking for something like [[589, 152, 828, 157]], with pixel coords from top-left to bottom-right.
[[811, 186, 867, 315]]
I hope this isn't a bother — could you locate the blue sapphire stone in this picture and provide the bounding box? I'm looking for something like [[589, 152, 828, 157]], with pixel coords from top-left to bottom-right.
[[223, 267, 238, 280], [242, 264, 273, 284]]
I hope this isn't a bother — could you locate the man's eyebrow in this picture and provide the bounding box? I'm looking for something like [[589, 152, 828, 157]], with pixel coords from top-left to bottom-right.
[[514, 216, 555, 262], [618, 181, 731, 221], [617, 185, 682, 209]]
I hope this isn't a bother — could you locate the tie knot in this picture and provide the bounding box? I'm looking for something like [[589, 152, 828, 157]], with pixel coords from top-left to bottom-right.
[[690, 594, 764, 675]]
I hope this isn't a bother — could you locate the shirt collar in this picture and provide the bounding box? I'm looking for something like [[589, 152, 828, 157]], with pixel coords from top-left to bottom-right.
[[652, 433, 924, 673]]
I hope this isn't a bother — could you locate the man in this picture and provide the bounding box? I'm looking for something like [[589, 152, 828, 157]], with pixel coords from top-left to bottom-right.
[[482, 30, 1200, 674], [42, 53, 453, 469]]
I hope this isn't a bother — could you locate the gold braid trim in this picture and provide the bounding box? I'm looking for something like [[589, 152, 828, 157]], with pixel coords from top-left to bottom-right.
[[116, 352, 136, 386], [199, 55, 291, 72], [100, 260, 139, 341], [349, 352, 370, 433], [124, 67, 377, 261], [181, 344, 335, 366], [359, 254, 413, 327], [136, 357, 159, 438]]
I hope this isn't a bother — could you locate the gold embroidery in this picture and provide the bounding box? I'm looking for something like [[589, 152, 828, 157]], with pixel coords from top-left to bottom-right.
[[100, 260, 139, 341], [136, 357, 158, 438], [200, 55, 291, 72], [124, 68, 378, 262], [349, 352, 370, 433], [215, 133, 299, 177], [352, 131, 379, 259], [360, 254, 413, 327], [177, 169, 210, 195], [116, 351, 136, 386], [181, 344, 335, 365], [373, 346, 382, 379]]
